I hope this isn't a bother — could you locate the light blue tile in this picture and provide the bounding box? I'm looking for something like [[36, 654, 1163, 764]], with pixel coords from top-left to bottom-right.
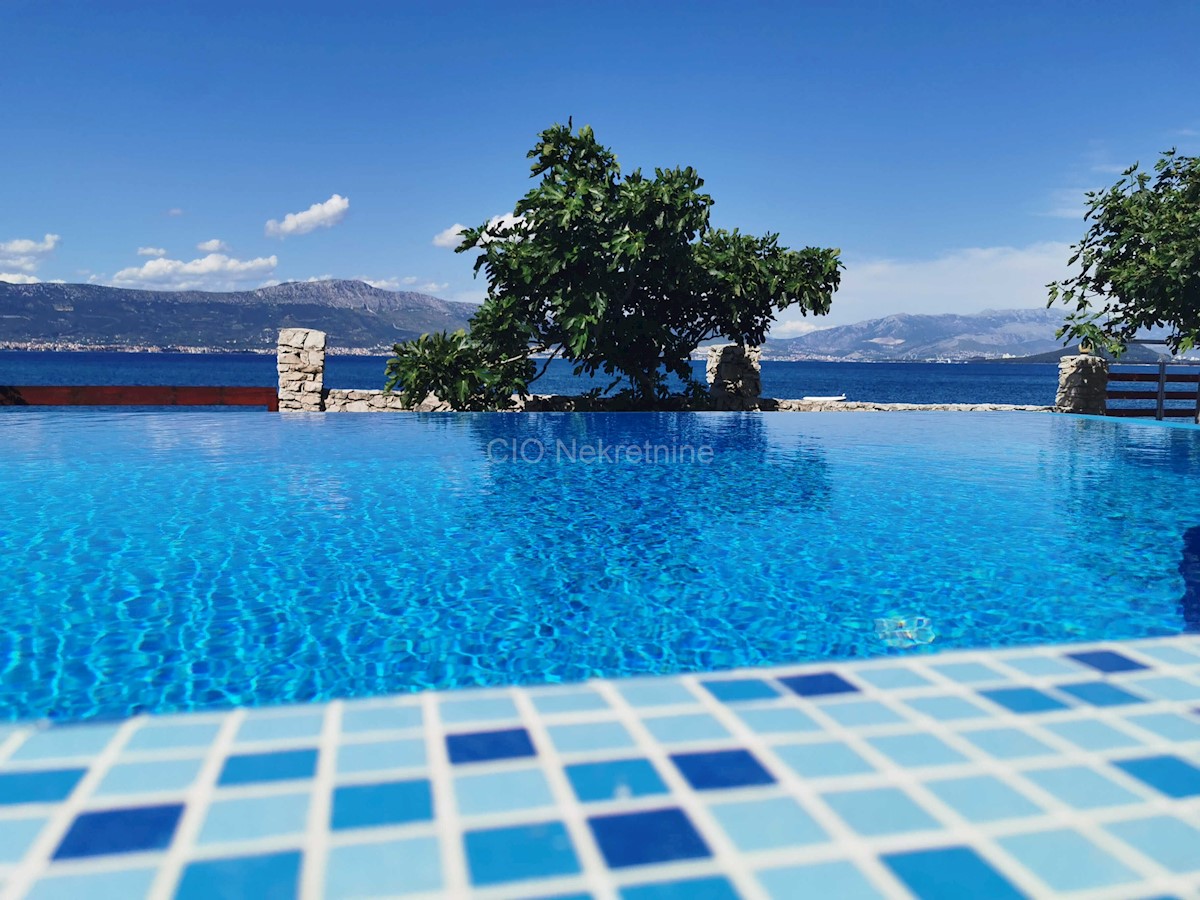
[[735, 706, 820, 734], [324, 836, 442, 898], [774, 741, 874, 778], [999, 655, 1085, 677], [924, 775, 1042, 822], [95, 757, 204, 795], [853, 666, 931, 689], [0, 816, 45, 863], [821, 787, 942, 836], [930, 661, 1009, 683], [1106, 815, 1200, 873], [336, 738, 426, 774], [439, 696, 519, 724], [866, 733, 966, 768], [905, 695, 992, 721], [124, 720, 221, 752], [530, 689, 609, 714], [340, 704, 423, 733], [758, 859, 884, 899], [710, 796, 827, 851], [959, 727, 1055, 759], [198, 792, 310, 844], [9, 724, 121, 761], [642, 713, 729, 744], [1123, 675, 1200, 701], [998, 829, 1140, 891], [1022, 765, 1142, 809], [25, 868, 156, 900], [236, 712, 324, 743], [547, 721, 635, 753], [616, 680, 697, 708], [816, 700, 905, 727], [1125, 712, 1200, 742], [455, 767, 554, 815], [1133, 644, 1200, 666], [1042, 718, 1143, 751]]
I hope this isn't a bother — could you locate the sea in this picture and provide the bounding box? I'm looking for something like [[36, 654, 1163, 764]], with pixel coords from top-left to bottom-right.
[[0, 351, 1060, 406]]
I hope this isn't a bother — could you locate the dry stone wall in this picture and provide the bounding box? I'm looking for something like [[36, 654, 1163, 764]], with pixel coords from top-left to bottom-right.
[[706, 344, 762, 408], [1055, 354, 1108, 415], [277, 328, 326, 411]]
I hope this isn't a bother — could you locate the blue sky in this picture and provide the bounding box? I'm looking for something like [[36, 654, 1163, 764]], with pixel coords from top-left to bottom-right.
[[2, 0, 1197, 331]]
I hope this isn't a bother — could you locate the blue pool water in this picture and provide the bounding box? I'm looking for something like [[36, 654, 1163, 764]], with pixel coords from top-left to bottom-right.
[[2, 409, 1199, 722]]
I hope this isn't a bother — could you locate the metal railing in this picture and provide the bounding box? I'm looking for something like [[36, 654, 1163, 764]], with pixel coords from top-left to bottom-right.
[[1106, 340, 1200, 422]]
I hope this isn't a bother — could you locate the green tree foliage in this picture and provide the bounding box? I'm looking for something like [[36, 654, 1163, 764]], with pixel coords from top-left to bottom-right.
[[385, 122, 842, 408], [1049, 149, 1200, 355]]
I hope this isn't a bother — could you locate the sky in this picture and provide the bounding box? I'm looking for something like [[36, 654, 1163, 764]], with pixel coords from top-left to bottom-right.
[[1, 0, 1198, 333]]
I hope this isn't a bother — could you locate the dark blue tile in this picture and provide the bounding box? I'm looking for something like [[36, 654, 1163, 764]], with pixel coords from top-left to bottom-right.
[[446, 728, 536, 764], [978, 687, 1068, 714], [464, 821, 579, 885], [588, 808, 710, 868], [1057, 681, 1146, 707], [1067, 650, 1149, 674], [670, 749, 775, 791], [1113, 755, 1200, 798], [0, 768, 86, 805], [175, 850, 302, 900], [779, 672, 859, 697], [700, 679, 780, 702], [621, 876, 740, 900], [217, 748, 317, 786], [566, 758, 667, 803], [331, 779, 432, 830], [883, 846, 1026, 900], [53, 803, 183, 859]]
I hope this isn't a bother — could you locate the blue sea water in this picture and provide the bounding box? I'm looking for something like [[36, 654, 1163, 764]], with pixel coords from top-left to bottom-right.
[[2, 408, 1198, 722]]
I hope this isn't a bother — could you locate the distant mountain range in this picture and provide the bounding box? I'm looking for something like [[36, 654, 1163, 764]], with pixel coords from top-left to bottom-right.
[[0, 280, 477, 351]]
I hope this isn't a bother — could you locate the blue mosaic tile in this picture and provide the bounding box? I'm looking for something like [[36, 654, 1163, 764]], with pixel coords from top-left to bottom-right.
[[924, 775, 1042, 822], [821, 787, 942, 836], [0, 816, 46, 862], [671, 749, 774, 791], [331, 779, 433, 830], [735, 706, 819, 734], [1056, 681, 1146, 707], [566, 758, 666, 803], [176, 849, 302, 900], [217, 748, 317, 786], [998, 654, 1084, 677], [588, 808, 710, 868], [1066, 649, 1150, 673], [773, 740, 874, 778], [700, 678, 780, 702], [340, 703, 422, 733], [882, 846, 1025, 900], [615, 681, 696, 707], [1041, 718, 1143, 750], [0, 768, 86, 805], [335, 737, 425, 774], [817, 699, 905, 727], [53, 803, 183, 859], [1105, 815, 1200, 873], [446, 728, 536, 764], [853, 666, 931, 689], [1112, 754, 1200, 798], [456, 766, 555, 814], [1022, 765, 1142, 809], [199, 792, 309, 844], [757, 860, 883, 900], [1124, 675, 1200, 701], [324, 836, 441, 897], [547, 721, 635, 753], [642, 713, 729, 744], [1134, 644, 1200, 666], [530, 688, 609, 714], [998, 829, 1140, 892], [958, 727, 1055, 759], [866, 733, 966, 768], [236, 712, 323, 742], [621, 876, 739, 900], [779, 671, 859, 697], [929, 661, 1009, 683], [440, 695, 520, 724], [1125, 711, 1200, 742], [978, 686, 1068, 714], [25, 867, 157, 900], [10, 723, 120, 761], [464, 821, 579, 885], [905, 695, 992, 721], [124, 720, 220, 752], [709, 796, 827, 850], [96, 757, 203, 795]]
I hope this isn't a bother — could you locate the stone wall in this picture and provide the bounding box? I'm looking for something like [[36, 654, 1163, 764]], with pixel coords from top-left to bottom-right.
[[1055, 353, 1108, 415], [706, 344, 762, 409], [324, 390, 452, 412], [277, 328, 326, 411]]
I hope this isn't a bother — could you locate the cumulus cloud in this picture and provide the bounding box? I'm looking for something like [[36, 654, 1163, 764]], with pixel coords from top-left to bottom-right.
[[0, 273, 41, 284], [265, 193, 349, 238], [111, 253, 278, 291], [0, 233, 60, 272], [435, 213, 527, 249], [137, 246, 168, 257], [167, 208, 184, 216], [771, 242, 1076, 334], [196, 238, 230, 253], [432, 224, 467, 248]]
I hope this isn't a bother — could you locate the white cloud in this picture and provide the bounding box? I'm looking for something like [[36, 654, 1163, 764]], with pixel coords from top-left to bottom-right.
[[196, 238, 230, 253], [265, 193, 349, 238], [436, 213, 527, 249], [771, 242, 1076, 333], [364, 277, 401, 290], [110, 253, 278, 291], [167, 208, 184, 217], [433, 223, 467, 248], [1040, 187, 1096, 219], [137, 246, 168, 257], [303, 274, 334, 282], [0, 233, 60, 272], [0, 273, 41, 284]]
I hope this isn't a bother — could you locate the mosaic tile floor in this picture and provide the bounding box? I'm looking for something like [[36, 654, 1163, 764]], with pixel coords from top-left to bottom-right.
[[2, 637, 1200, 899]]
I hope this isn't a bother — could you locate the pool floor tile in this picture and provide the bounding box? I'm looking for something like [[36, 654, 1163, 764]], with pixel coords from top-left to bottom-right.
[[621, 876, 739, 899], [1066, 649, 1150, 673], [53, 803, 183, 859], [1112, 754, 1200, 798], [331, 779, 433, 830], [670, 749, 774, 791], [1105, 815, 1200, 873], [772, 740, 875, 778], [757, 859, 884, 900], [547, 720, 635, 753], [778, 671, 860, 697], [95, 757, 204, 796], [565, 758, 666, 803], [734, 706, 819, 734], [958, 727, 1056, 759], [339, 703, 423, 733], [175, 849, 302, 900], [998, 828, 1140, 892], [0, 768, 87, 805], [335, 737, 426, 774], [324, 836, 442, 897], [866, 732, 967, 768], [1041, 717, 1143, 750], [641, 713, 729, 743], [0, 816, 47, 863], [978, 686, 1069, 714], [199, 792, 310, 844], [882, 846, 1025, 900], [1055, 680, 1147, 707], [25, 867, 157, 900], [456, 766, 555, 813], [700, 678, 780, 702], [1021, 764, 1143, 809], [464, 821, 579, 885], [821, 787, 942, 836], [446, 727, 536, 764], [709, 795, 827, 850], [904, 695, 993, 721], [217, 748, 318, 786], [588, 808, 710, 868], [924, 775, 1042, 822], [10, 724, 121, 761]]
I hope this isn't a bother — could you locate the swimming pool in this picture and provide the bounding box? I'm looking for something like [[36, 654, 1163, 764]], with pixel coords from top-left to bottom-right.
[[3, 410, 1198, 722]]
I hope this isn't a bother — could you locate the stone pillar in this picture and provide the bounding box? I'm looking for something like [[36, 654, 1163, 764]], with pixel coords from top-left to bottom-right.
[[1055, 353, 1108, 415], [706, 344, 762, 408], [277, 328, 326, 411]]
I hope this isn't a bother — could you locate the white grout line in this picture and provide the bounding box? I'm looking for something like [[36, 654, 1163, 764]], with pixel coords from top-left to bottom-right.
[[298, 701, 340, 900]]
